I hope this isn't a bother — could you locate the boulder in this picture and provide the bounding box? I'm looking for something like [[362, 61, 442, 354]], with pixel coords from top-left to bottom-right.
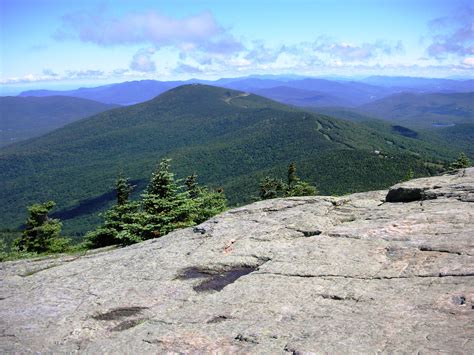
[[1, 168, 473, 353]]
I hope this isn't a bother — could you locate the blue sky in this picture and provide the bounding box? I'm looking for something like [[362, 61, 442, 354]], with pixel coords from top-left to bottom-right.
[[1, 0, 473, 92]]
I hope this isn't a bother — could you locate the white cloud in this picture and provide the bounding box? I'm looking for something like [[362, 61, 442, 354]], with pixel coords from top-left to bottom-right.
[[130, 48, 156, 72], [462, 57, 474, 67], [53, 7, 245, 56]]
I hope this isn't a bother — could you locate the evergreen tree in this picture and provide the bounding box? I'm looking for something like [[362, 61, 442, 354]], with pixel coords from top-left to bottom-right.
[[13, 201, 69, 253], [86, 160, 228, 249], [85, 175, 139, 248], [403, 168, 415, 182], [287, 162, 298, 187], [450, 152, 471, 170], [259, 176, 285, 199], [116, 174, 133, 206], [285, 162, 318, 197], [259, 162, 318, 200], [185, 173, 199, 199], [286, 180, 318, 197], [139, 159, 196, 239], [185, 173, 227, 223]]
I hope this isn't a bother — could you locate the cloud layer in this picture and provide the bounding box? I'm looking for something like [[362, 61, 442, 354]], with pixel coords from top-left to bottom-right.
[[53, 7, 244, 58], [426, 4, 473, 58], [55, 10, 221, 45], [3, 5, 473, 85]]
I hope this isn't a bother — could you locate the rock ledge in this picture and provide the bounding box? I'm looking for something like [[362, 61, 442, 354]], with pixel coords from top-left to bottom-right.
[[1, 168, 473, 353]]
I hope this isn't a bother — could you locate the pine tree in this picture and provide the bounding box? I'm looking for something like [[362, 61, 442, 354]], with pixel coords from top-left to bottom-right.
[[139, 159, 196, 239], [116, 174, 133, 206], [286, 180, 318, 197], [287, 162, 298, 187], [185, 173, 199, 199], [185, 173, 227, 223], [85, 175, 139, 248], [86, 160, 228, 249], [285, 162, 318, 197], [13, 201, 68, 253], [402, 168, 414, 182], [259, 176, 285, 199], [450, 152, 471, 170], [259, 162, 318, 200]]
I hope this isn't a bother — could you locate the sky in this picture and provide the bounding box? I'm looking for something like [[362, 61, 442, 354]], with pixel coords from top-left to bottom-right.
[[1, 0, 473, 93]]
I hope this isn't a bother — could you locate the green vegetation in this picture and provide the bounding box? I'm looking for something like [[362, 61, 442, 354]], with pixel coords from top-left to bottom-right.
[[260, 162, 317, 199], [13, 201, 69, 254], [0, 85, 460, 238], [86, 159, 226, 248], [450, 152, 471, 170], [84, 175, 141, 248], [402, 168, 415, 182], [431, 123, 474, 158]]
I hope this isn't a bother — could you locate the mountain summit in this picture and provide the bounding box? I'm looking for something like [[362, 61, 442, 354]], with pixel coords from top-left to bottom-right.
[[0, 85, 452, 234], [1, 168, 473, 353]]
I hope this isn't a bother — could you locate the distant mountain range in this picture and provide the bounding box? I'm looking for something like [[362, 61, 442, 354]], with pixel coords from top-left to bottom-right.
[[19, 75, 474, 107], [10, 82, 473, 148], [360, 76, 474, 92], [315, 92, 473, 126], [357, 92, 474, 128], [0, 96, 118, 147], [1, 85, 456, 235]]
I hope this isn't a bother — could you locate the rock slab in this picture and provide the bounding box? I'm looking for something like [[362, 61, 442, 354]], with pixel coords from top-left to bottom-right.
[[1, 168, 474, 353]]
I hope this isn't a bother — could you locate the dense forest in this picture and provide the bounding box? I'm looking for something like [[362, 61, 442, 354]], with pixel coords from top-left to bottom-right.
[[0, 85, 470, 245]]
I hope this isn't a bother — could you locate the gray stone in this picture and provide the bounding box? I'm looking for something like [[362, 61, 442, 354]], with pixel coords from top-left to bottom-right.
[[1, 168, 473, 353]]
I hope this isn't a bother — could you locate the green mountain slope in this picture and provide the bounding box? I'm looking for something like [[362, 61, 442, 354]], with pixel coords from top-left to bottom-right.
[[0, 85, 456, 235], [430, 123, 474, 157], [0, 96, 118, 147], [313, 103, 474, 159], [357, 92, 474, 128]]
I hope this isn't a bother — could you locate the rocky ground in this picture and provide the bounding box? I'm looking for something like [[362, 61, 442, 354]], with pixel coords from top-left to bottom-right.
[[1, 168, 473, 353]]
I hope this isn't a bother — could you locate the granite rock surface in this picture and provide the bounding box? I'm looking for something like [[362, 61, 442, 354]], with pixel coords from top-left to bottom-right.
[[1, 168, 473, 353]]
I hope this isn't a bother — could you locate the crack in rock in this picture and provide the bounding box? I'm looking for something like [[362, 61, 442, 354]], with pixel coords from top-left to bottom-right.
[[257, 271, 474, 280], [296, 230, 322, 237], [235, 333, 259, 344], [206, 315, 231, 323], [92, 307, 148, 321], [110, 318, 148, 332], [418, 246, 463, 255], [319, 293, 359, 301]]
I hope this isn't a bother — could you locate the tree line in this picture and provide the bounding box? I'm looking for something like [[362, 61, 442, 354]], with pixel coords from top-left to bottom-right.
[[2, 153, 470, 260]]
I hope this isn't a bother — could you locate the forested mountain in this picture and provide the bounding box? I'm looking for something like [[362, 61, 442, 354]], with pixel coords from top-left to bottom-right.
[[0, 96, 118, 147], [0, 85, 459, 235], [431, 123, 474, 157], [357, 92, 474, 128]]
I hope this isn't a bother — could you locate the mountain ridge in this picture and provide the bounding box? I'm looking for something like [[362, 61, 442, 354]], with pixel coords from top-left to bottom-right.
[[17, 76, 474, 107], [0, 84, 458, 235]]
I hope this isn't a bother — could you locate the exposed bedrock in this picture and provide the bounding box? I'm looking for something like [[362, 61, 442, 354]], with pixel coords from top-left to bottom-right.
[[1, 168, 473, 353]]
